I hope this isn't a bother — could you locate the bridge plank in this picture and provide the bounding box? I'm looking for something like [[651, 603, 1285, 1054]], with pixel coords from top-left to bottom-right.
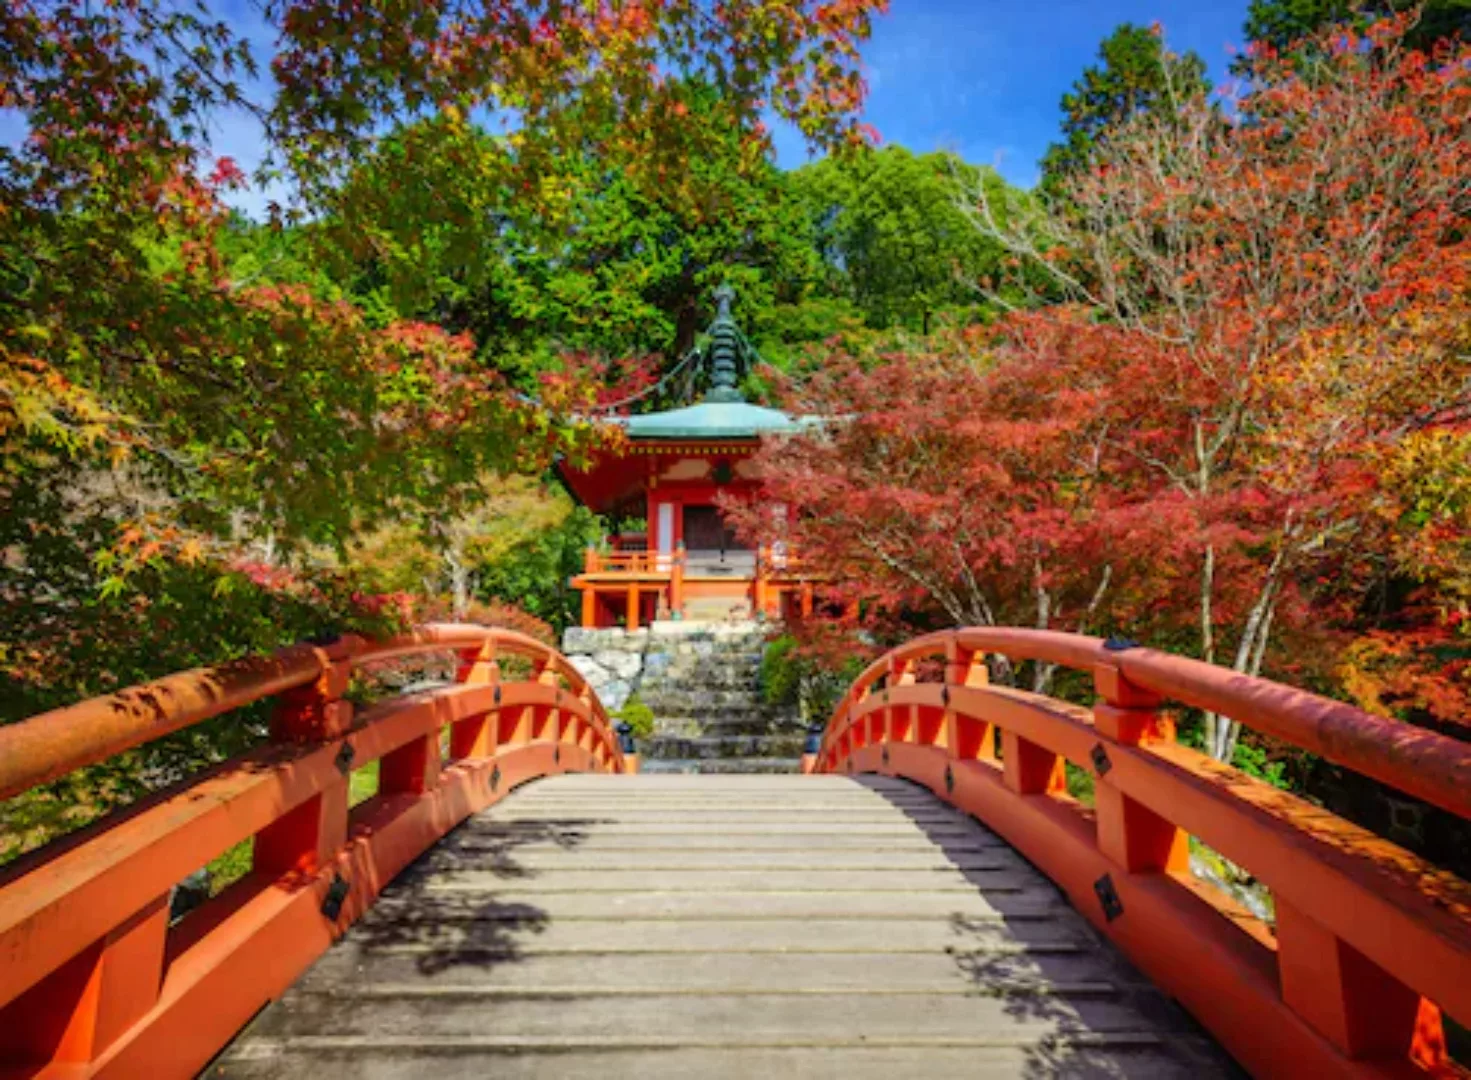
[[216, 775, 1239, 1078]]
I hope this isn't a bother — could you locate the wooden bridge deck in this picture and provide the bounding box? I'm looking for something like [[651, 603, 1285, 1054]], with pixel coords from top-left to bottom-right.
[[215, 774, 1236, 1078]]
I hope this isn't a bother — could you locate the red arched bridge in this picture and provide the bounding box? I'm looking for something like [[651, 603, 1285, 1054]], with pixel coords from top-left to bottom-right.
[[0, 625, 1467, 1077]]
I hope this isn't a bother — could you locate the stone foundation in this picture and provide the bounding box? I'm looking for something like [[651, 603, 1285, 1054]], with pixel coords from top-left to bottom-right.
[[561, 622, 802, 772]]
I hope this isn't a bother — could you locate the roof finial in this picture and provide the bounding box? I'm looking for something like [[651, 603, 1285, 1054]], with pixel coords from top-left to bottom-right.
[[704, 283, 744, 404]]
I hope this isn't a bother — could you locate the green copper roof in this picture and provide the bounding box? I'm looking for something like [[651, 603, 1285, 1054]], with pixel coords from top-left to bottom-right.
[[616, 400, 817, 440]]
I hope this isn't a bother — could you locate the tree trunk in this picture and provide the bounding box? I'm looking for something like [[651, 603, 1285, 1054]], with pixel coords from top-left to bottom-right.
[[1200, 541, 1224, 756]]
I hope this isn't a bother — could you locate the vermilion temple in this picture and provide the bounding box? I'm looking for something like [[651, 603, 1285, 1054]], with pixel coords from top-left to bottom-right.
[[558, 287, 817, 628]]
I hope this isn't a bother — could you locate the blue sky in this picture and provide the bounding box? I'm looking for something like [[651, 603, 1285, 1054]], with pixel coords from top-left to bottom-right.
[[2, 0, 1253, 214], [770, 0, 1251, 187]]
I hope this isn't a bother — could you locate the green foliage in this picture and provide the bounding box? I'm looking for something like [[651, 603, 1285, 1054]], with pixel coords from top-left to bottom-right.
[[474, 503, 604, 632], [1178, 717, 1292, 790], [759, 634, 805, 707], [325, 87, 822, 367], [614, 694, 657, 740], [760, 634, 867, 724], [1041, 23, 1210, 190], [787, 147, 1028, 332], [1064, 762, 1096, 806]]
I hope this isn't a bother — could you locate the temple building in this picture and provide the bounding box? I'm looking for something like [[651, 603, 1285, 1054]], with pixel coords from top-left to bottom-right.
[[558, 287, 817, 628]]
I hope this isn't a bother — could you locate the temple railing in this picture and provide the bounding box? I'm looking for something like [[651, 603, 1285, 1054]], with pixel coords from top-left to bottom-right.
[[805, 628, 1471, 1079], [0, 624, 630, 1077]]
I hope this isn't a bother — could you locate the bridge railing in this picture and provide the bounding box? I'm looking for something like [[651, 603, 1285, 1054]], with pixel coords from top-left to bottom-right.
[[0, 624, 628, 1077], [806, 628, 1471, 1079]]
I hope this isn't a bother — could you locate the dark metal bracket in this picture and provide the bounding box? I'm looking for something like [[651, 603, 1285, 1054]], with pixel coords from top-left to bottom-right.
[[1090, 743, 1112, 777], [1094, 873, 1124, 922], [321, 872, 350, 920]]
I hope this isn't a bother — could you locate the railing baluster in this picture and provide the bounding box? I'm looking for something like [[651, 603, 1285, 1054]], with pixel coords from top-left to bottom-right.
[[260, 646, 352, 871], [451, 643, 499, 759], [1000, 730, 1065, 795], [1092, 662, 1187, 873], [0, 894, 170, 1066], [1275, 898, 1431, 1061]]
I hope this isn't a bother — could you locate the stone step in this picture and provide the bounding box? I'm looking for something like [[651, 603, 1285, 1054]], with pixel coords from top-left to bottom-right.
[[637, 690, 769, 711], [219, 1042, 1205, 1079], [637, 758, 805, 775], [639, 735, 808, 760], [651, 716, 803, 738]]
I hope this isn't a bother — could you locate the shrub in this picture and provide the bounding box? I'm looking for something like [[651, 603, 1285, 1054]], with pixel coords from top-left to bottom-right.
[[615, 694, 656, 739]]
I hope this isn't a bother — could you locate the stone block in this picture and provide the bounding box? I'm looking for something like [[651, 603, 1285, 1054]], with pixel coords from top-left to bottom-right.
[[561, 627, 648, 654], [642, 652, 674, 678], [593, 650, 644, 681], [600, 679, 633, 712], [568, 656, 612, 688]]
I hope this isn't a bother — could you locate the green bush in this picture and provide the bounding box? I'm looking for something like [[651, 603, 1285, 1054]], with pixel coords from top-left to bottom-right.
[[615, 694, 656, 739], [760, 634, 867, 725]]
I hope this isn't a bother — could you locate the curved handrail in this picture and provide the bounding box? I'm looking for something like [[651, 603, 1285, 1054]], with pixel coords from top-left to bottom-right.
[[825, 628, 1471, 820], [0, 623, 627, 1076], [0, 623, 611, 801], [810, 626, 1471, 1078]]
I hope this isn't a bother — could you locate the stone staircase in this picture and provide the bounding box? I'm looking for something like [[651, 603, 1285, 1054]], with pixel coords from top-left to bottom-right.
[[561, 623, 802, 774]]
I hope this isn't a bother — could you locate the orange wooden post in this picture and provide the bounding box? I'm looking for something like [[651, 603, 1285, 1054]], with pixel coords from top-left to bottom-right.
[[380, 732, 441, 795], [452, 641, 500, 759], [584, 545, 599, 573], [269, 643, 354, 745], [0, 894, 170, 1067], [1275, 899, 1430, 1060], [259, 643, 352, 872], [1001, 730, 1065, 795], [753, 544, 769, 618], [800, 582, 814, 618], [625, 583, 639, 631], [1092, 661, 1187, 873], [946, 640, 994, 760], [670, 543, 685, 619]]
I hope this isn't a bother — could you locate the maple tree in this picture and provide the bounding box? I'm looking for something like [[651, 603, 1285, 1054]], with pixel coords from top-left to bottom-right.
[[0, 0, 888, 846], [728, 328, 1118, 692], [759, 16, 1470, 760]]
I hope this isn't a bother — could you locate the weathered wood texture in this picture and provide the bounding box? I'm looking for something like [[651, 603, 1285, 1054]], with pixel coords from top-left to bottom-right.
[[215, 775, 1237, 1078]]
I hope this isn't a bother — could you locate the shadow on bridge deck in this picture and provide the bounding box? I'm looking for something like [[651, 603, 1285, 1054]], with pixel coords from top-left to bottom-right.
[[213, 774, 1242, 1079]]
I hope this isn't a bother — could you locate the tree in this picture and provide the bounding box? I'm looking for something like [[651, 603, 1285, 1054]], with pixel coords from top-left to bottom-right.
[[728, 330, 1117, 691], [345, 475, 602, 631], [1241, 0, 1471, 59], [1040, 23, 1210, 190], [971, 15, 1471, 760], [2, 0, 885, 620], [321, 84, 823, 371], [0, 0, 888, 849], [788, 147, 1025, 332]]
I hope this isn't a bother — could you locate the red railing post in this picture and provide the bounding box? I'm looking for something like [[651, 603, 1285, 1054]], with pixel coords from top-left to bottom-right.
[[1092, 660, 1186, 873], [259, 641, 352, 872], [1274, 899, 1431, 1061], [0, 894, 170, 1067], [754, 543, 769, 618], [670, 542, 685, 619], [451, 642, 500, 759], [269, 642, 354, 744], [946, 640, 994, 760]]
